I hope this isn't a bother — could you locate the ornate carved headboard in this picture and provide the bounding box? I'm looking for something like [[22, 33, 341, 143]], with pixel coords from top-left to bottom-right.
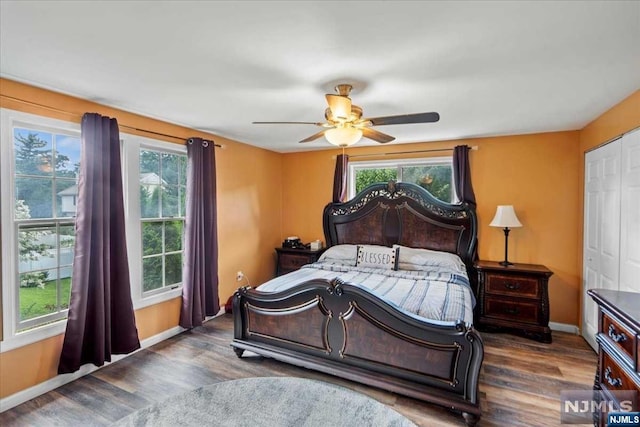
[[323, 181, 478, 269]]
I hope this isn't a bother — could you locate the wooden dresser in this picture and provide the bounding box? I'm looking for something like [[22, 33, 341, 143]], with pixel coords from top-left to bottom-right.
[[275, 247, 325, 276], [588, 289, 640, 426], [475, 261, 553, 343]]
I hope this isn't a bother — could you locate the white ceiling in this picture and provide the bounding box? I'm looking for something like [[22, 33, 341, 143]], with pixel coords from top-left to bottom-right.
[[1, 1, 639, 153]]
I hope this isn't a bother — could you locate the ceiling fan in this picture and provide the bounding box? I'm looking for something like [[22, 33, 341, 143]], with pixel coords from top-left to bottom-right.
[[253, 84, 440, 147]]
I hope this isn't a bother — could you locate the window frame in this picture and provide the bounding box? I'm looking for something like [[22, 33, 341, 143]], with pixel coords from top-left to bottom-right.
[[347, 156, 458, 202], [1, 109, 82, 351], [121, 135, 186, 310]]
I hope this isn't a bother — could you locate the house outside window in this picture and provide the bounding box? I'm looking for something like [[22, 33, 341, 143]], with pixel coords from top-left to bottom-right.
[[347, 157, 456, 203]]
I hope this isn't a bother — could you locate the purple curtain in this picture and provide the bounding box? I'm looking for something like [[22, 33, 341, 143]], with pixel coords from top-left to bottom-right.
[[332, 153, 349, 202], [58, 113, 140, 374], [453, 145, 476, 206], [179, 137, 219, 328]]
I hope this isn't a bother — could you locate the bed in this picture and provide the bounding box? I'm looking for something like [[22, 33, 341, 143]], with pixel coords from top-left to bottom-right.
[[231, 181, 484, 426]]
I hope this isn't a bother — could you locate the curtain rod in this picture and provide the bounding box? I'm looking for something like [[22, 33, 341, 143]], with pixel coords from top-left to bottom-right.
[[338, 145, 478, 160], [1, 94, 223, 147]]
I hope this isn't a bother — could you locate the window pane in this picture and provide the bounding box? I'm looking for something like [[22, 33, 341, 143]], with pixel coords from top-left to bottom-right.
[[59, 266, 73, 311], [140, 150, 160, 175], [19, 269, 58, 321], [355, 168, 397, 194], [59, 225, 76, 261], [56, 179, 78, 217], [141, 184, 160, 218], [142, 222, 163, 255], [162, 185, 179, 217], [179, 155, 187, 186], [161, 153, 180, 185], [16, 177, 53, 219], [165, 253, 182, 286], [401, 165, 452, 202], [18, 226, 57, 272], [14, 128, 53, 176], [165, 221, 183, 252], [143, 256, 163, 292], [180, 185, 187, 217], [54, 135, 81, 178]]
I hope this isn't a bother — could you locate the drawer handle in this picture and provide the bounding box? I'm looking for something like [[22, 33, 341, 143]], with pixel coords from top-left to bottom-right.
[[608, 324, 627, 343], [504, 283, 520, 290], [503, 307, 519, 315], [604, 366, 623, 387]]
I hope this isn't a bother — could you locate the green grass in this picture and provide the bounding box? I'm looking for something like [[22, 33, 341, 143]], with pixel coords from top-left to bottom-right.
[[20, 278, 71, 321]]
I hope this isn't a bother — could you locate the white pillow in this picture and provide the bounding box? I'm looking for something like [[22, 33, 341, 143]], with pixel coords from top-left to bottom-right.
[[393, 245, 467, 273], [318, 244, 359, 265], [356, 245, 399, 270]]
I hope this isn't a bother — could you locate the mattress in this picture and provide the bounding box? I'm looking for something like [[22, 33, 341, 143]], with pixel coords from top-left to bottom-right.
[[258, 260, 475, 325]]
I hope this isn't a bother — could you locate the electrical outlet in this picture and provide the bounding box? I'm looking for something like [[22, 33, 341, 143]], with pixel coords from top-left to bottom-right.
[[236, 271, 244, 282]]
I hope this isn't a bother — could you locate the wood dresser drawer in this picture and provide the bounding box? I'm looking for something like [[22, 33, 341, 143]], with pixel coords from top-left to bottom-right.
[[484, 296, 539, 323], [602, 312, 637, 368], [599, 352, 640, 398], [486, 274, 539, 298]]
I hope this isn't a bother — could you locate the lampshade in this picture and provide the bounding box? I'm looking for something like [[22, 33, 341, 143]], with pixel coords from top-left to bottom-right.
[[325, 126, 363, 147], [489, 205, 522, 228]]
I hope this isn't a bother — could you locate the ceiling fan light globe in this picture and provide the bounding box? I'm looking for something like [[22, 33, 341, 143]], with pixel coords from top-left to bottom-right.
[[325, 127, 363, 147]]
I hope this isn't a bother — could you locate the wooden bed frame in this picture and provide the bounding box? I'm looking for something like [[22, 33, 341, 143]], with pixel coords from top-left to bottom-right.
[[231, 182, 484, 426]]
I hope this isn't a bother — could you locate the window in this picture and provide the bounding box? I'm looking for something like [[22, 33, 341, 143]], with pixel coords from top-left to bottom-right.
[[1, 110, 81, 343], [139, 149, 187, 295], [1, 109, 187, 350], [348, 157, 456, 202], [122, 136, 187, 307]]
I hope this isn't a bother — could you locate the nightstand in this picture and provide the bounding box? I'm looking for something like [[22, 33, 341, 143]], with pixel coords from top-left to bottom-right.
[[475, 260, 553, 343], [275, 247, 325, 276]]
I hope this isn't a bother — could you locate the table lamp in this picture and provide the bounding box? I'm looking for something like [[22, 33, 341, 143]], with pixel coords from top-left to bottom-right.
[[490, 205, 522, 266]]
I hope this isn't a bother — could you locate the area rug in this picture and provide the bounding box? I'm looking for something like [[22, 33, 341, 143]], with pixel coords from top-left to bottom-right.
[[112, 376, 416, 427]]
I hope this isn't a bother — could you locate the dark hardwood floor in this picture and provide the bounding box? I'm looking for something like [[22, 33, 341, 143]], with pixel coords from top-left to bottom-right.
[[0, 314, 597, 426]]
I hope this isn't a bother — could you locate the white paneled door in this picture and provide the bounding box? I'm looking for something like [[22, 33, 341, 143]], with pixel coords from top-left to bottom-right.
[[582, 139, 621, 351], [619, 128, 640, 294]]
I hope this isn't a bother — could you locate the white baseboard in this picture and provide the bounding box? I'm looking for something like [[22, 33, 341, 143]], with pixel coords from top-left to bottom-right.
[[549, 321, 579, 335], [0, 325, 185, 413]]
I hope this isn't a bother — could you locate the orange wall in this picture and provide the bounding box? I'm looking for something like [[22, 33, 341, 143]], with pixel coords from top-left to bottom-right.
[[282, 132, 582, 325], [575, 90, 640, 327], [0, 79, 283, 398]]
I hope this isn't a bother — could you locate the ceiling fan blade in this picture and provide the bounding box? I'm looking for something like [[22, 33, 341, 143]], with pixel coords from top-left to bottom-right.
[[325, 94, 352, 120], [253, 121, 325, 126], [361, 127, 395, 144], [299, 130, 327, 143], [365, 112, 440, 126]]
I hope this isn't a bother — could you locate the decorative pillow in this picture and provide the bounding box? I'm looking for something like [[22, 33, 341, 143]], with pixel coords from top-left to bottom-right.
[[393, 245, 467, 273], [356, 245, 399, 270], [318, 244, 359, 266]]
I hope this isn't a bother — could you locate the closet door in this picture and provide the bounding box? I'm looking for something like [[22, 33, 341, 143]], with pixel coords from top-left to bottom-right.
[[619, 128, 640, 293], [582, 140, 621, 351]]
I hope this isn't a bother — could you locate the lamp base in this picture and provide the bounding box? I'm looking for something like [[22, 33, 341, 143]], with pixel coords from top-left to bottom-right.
[[499, 260, 514, 267]]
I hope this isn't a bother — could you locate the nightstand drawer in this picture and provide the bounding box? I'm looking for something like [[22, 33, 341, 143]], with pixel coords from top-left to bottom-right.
[[602, 312, 636, 368], [484, 296, 539, 323], [486, 274, 539, 298], [280, 254, 311, 271]]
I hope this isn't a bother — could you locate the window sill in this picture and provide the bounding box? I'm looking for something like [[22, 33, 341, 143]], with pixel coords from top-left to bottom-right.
[[0, 320, 67, 353], [0, 288, 183, 353]]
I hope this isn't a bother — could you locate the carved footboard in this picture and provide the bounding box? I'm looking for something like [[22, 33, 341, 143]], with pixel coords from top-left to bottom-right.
[[231, 278, 484, 426]]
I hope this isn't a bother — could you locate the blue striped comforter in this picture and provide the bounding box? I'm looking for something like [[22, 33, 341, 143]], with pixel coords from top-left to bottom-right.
[[258, 260, 475, 325]]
